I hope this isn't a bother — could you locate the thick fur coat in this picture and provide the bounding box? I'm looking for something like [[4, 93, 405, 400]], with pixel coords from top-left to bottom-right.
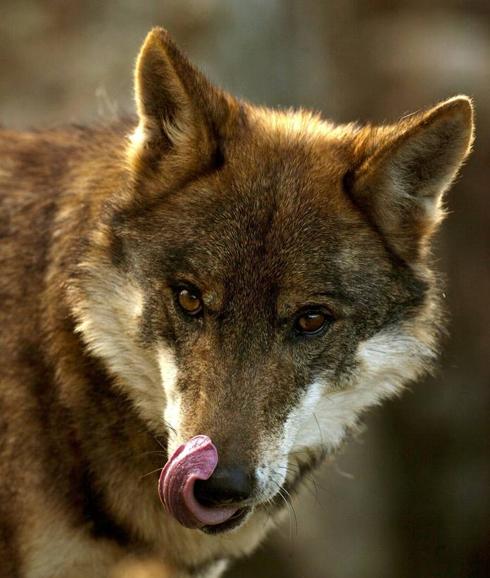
[[0, 28, 474, 578]]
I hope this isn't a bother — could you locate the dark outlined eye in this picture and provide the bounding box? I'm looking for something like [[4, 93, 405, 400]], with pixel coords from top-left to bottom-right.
[[294, 309, 333, 336], [176, 287, 203, 316]]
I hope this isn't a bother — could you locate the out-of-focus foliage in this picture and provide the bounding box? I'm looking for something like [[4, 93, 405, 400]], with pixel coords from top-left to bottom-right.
[[0, 2, 488, 577]]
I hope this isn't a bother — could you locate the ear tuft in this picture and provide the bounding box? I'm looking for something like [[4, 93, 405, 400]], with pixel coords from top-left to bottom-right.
[[133, 28, 193, 150], [129, 27, 233, 170], [350, 96, 474, 261]]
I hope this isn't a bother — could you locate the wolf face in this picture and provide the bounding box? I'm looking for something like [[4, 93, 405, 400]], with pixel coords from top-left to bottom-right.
[[71, 29, 473, 534]]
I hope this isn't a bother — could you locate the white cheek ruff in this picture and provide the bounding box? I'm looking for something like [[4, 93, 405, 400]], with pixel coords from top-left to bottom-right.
[[253, 327, 435, 504], [291, 327, 436, 453], [71, 272, 166, 428], [157, 347, 182, 452], [284, 381, 326, 453]]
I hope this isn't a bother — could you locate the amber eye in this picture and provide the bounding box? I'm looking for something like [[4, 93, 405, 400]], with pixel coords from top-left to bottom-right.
[[177, 287, 203, 316], [295, 310, 330, 336]]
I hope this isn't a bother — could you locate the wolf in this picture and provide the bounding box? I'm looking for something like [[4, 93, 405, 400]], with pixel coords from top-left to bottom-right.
[[0, 27, 474, 578]]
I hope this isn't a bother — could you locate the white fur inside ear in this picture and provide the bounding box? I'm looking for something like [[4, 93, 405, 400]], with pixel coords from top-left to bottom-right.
[[160, 111, 193, 149], [126, 111, 194, 169], [126, 122, 147, 167], [386, 101, 473, 222], [386, 133, 456, 223], [128, 122, 146, 149], [354, 99, 473, 263]]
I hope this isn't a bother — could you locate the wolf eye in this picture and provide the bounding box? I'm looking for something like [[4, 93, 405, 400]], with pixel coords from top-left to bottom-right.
[[177, 287, 203, 316], [294, 310, 331, 336]]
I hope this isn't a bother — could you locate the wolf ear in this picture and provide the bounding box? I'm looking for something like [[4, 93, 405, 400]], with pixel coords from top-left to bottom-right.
[[130, 27, 232, 167], [348, 97, 474, 261]]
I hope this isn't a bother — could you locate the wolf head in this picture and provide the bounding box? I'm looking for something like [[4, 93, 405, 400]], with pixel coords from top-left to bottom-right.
[[72, 28, 473, 532]]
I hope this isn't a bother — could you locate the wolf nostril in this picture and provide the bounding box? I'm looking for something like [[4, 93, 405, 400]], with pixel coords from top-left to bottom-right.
[[194, 466, 254, 507]]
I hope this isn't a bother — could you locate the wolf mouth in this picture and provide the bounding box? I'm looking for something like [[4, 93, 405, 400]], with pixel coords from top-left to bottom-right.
[[159, 432, 328, 533], [203, 463, 319, 534], [159, 435, 240, 529], [201, 507, 251, 534]]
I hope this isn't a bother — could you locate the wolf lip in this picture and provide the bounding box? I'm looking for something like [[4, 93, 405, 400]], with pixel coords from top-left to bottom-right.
[[201, 506, 250, 534], [158, 435, 238, 529]]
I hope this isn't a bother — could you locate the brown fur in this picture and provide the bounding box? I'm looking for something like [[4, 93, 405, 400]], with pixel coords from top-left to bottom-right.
[[0, 28, 474, 578]]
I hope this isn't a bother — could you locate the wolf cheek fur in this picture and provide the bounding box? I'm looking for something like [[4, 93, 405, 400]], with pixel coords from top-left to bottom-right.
[[0, 26, 474, 578]]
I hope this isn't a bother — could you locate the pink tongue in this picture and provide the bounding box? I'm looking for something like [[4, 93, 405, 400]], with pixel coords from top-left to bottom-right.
[[158, 435, 238, 529]]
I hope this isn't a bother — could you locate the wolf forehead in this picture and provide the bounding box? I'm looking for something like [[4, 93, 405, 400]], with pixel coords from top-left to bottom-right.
[[110, 117, 425, 322], [98, 26, 472, 343]]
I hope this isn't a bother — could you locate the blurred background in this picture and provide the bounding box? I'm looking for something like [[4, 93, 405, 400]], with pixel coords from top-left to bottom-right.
[[1, 1, 488, 577]]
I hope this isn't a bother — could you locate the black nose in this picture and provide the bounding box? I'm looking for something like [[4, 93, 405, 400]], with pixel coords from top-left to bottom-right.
[[194, 466, 254, 507]]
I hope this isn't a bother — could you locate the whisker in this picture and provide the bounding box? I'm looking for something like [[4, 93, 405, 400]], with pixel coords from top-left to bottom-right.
[[151, 434, 167, 451], [139, 450, 167, 457], [281, 485, 299, 538], [333, 462, 355, 480], [313, 413, 325, 449], [274, 458, 332, 502], [271, 478, 298, 541], [163, 421, 177, 436], [141, 467, 164, 480], [273, 466, 320, 504], [263, 496, 283, 531], [276, 486, 293, 541]]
